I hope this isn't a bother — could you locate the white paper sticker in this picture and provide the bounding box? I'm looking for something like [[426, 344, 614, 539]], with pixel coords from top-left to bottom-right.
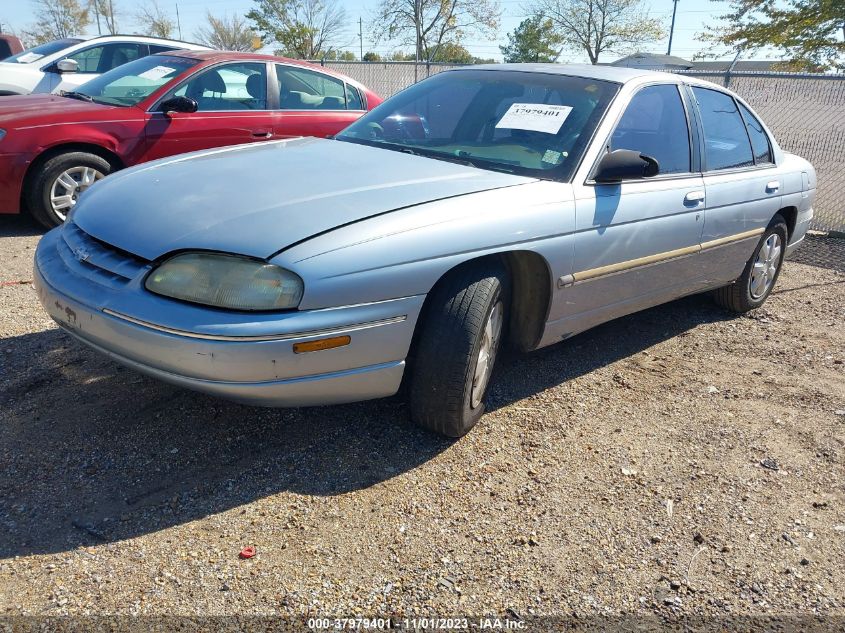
[[495, 103, 573, 134], [16, 52, 43, 63], [138, 65, 176, 81]]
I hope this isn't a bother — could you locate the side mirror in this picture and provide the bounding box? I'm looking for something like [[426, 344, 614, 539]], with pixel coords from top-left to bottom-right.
[[594, 149, 659, 183], [160, 96, 198, 116], [55, 58, 78, 74]]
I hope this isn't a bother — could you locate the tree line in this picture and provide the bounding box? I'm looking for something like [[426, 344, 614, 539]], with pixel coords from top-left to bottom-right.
[[3, 0, 841, 71]]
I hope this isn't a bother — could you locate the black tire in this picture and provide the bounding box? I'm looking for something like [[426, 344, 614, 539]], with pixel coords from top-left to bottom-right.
[[409, 261, 509, 438], [26, 152, 112, 229], [712, 215, 788, 313]]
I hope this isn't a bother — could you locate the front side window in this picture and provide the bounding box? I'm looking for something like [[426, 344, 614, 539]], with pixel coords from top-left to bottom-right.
[[277, 65, 348, 110], [5, 38, 82, 63], [66, 43, 143, 73], [738, 102, 773, 164], [337, 70, 619, 180], [166, 62, 268, 111], [693, 87, 754, 171], [71, 54, 198, 106], [610, 84, 691, 175]]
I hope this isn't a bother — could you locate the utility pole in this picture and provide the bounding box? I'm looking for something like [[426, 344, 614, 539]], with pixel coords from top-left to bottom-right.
[[175, 2, 182, 39], [358, 17, 363, 60], [108, 0, 115, 33], [667, 0, 679, 55], [93, 0, 102, 35]]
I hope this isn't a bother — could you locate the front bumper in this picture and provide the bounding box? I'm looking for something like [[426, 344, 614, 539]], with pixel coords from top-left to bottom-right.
[[34, 226, 424, 407]]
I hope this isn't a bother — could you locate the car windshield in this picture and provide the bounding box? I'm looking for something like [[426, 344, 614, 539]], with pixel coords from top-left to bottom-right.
[[337, 69, 619, 180], [69, 54, 200, 107], [4, 38, 82, 63]]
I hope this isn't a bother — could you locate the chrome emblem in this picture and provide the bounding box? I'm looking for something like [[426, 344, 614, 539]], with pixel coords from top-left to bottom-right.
[[72, 246, 90, 263]]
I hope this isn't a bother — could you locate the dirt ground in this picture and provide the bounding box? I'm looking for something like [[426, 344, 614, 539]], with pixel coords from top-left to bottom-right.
[[1, 214, 843, 624]]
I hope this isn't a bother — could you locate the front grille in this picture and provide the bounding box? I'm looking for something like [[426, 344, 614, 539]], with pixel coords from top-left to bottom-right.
[[59, 222, 150, 288]]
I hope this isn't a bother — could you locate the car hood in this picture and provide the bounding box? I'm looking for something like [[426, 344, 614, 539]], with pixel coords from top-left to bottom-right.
[[0, 94, 116, 126], [73, 137, 536, 261]]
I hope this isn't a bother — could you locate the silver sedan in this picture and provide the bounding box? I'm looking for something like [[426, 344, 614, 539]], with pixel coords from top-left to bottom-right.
[[34, 64, 816, 437]]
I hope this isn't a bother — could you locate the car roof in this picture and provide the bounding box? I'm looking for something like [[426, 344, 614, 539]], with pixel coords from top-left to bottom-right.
[[456, 63, 716, 87], [74, 34, 208, 48], [162, 50, 371, 87]]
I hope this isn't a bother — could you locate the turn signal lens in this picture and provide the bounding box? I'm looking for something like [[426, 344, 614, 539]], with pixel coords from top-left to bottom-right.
[[293, 336, 351, 354]]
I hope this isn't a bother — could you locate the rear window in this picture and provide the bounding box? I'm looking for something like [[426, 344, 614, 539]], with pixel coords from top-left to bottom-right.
[[5, 38, 82, 64]]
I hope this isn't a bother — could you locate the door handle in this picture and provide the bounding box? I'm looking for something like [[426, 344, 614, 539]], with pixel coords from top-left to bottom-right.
[[684, 191, 705, 204], [766, 180, 780, 193], [252, 131, 273, 139]]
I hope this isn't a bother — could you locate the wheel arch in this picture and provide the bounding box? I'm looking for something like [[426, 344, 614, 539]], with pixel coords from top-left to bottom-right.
[[21, 142, 124, 211], [775, 205, 798, 240], [407, 249, 553, 363]]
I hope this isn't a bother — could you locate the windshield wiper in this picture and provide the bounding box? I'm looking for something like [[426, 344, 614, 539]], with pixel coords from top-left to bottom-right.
[[61, 90, 93, 102]]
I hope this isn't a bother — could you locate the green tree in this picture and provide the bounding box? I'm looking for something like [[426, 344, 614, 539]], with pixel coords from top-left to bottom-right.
[[699, 0, 844, 71], [194, 12, 257, 51], [372, 0, 500, 62], [23, 0, 90, 44], [134, 0, 174, 38], [322, 49, 357, 60], [500, 15, 562, 62], [531, 0, 665, 64], [362, 51, 382, 61], [247, 0, 347, 59]]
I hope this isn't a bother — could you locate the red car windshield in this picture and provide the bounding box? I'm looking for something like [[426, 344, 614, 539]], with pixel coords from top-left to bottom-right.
[[69, 55, 199, 107]]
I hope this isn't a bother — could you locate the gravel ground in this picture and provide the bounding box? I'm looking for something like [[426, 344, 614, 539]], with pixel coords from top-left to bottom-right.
[[0, 214, 843, 624]]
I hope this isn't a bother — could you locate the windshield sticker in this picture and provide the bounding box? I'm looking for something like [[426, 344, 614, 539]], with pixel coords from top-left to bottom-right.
[[138, 65, 176, 81], [495, 103, 573, 134], [542, 149, 562, 165], [17, 52, 43, 63]]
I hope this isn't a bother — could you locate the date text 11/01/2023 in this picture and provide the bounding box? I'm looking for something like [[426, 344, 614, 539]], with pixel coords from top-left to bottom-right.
[[307, 617, 527, 630]]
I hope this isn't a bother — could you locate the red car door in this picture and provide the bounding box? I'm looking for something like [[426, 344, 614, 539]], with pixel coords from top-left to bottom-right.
[[271, 63, 369, 139], [142, 61, 275, 161]]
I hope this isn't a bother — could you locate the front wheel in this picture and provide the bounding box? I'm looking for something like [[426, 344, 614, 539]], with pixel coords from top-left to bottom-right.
[[26, 152, 111, 228], [409, 262, 509, 438], [712, 216, 788, 313]]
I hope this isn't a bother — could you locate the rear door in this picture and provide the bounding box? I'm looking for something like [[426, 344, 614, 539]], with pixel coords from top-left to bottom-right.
[[558, 83, 705, 336], [271, 63, 367, 139], [143, 61, 276, 160], [691, 86, 781, 286]]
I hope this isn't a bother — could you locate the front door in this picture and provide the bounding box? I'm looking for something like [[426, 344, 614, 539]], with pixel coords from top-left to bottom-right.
[[551, 83, 705, 338], [142, 62, 275, 161]]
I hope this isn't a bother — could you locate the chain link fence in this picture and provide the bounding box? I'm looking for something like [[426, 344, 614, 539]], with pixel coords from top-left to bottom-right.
[[316, 61, 845, 235]]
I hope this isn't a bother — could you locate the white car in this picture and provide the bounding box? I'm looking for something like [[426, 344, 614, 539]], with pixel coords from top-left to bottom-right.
[[0, 35, 209, 95]]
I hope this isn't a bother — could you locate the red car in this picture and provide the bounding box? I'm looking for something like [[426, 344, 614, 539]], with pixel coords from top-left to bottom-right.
[[0, 50, 381, 227]]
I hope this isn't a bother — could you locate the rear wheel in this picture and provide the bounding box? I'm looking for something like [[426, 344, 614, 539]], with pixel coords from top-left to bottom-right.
[[712, 216, 788, 313], [409, 262, 509, 438], [27, 152, 111, 228]]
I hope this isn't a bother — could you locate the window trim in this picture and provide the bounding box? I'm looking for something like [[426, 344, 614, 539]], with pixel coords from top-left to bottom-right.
[[586, 81, 696, 185], [148, 60, 274, 113]]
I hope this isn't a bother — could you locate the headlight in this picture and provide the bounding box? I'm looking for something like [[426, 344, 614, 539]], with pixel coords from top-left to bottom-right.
[[145, 252, 304, 311]]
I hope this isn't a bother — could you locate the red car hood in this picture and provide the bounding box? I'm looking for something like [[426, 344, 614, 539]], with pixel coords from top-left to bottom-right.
[[0, 94, 122, 127]]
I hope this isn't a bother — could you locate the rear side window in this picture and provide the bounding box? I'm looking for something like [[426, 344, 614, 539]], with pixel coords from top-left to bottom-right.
[[276, 65, 348, 110], [738, 102, 773, 164], [692, 87, 754, 171], [610, 84, 691, 175]]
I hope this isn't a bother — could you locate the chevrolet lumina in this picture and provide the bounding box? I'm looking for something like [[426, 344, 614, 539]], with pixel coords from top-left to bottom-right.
[[33, 65, 816, 437]]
